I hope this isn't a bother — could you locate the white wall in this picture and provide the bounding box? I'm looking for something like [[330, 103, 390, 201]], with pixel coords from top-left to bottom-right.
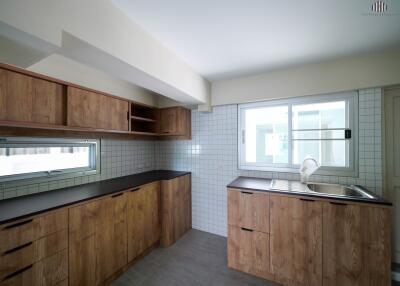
[[29, 54, 158, 106], [212, 51, 400, 106], [0, 0, 210, 105]]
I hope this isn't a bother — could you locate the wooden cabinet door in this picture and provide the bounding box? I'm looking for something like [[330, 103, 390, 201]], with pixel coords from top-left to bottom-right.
[[227, 226, 271, 280], [159, 108, 178, 134], [0, 68, 64, 125], [270, 195, 322, 286], [127, 182, 160, 261], [228, 189, 269, 233], [67, 87, 129, 131], [323, 202, 391, 286], [69, 200, 100, 286], [95, 193, 127, 284], [161, 174, 191, 247]]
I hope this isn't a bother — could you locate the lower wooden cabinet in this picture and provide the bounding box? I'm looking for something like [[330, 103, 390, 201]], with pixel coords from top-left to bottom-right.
[[68, 192, 127, 286], [323, 201, 391, 286], [227, 226, 271, 280], [227, 189, 391, 286], [161, 174, 192, 247], [127, 182, 160, 261], [0, 209, 68, 286], [270, 195, 323, 286]]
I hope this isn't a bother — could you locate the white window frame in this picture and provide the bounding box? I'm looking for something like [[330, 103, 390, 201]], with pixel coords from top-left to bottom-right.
[[0, 137, 100, 183], [238, 92, 358, 177]]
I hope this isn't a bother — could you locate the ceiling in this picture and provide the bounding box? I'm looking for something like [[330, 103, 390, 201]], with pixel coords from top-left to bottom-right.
[[113, 0, 400, 81]]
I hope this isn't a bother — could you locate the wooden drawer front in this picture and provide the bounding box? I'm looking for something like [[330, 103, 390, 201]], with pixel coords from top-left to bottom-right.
[[0, 242, 35, 281], [228, 189, 269, 233], [33, 249, 68, 286], [0, 265, 34, 286], [0, 229, 68, 281], [227, 226, 271, 279], [0, 218, 39, 253], [0, 209, 68, 253]]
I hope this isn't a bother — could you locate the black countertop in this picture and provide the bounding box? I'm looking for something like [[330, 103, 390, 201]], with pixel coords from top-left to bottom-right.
[[0, 170, 190, 224], [227, 176, 391, 206]]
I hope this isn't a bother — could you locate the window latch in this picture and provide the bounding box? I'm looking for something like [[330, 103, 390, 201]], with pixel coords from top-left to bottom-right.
[[47, 170, 62, 176], [345, 129, 351, 139]]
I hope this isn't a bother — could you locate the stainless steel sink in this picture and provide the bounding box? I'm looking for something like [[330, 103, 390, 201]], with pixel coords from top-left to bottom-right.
[[306, 183, 375, 199]]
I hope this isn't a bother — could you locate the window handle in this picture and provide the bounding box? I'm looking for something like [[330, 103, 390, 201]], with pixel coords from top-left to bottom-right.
[[242, 130, 245, 144], [47, 170, 62, 176]]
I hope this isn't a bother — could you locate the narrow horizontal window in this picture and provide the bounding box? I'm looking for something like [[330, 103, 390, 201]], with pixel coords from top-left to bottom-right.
[[0, 137, 99, 183], [238, 92, 358, 176]]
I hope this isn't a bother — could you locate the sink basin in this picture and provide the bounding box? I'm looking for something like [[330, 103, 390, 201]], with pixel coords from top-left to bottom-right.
[[306, 183, 375, 199]]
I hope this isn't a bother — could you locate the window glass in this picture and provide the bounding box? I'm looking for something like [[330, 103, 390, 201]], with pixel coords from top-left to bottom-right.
[[244, 106, 288, 164]]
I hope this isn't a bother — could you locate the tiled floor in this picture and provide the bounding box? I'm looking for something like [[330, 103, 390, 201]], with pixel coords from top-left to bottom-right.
[[112, 229, 277, 286], [113, 229, 399, 286]]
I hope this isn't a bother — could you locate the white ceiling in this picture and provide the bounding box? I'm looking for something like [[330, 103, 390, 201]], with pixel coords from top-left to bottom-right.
[[113, 0, 400, 81]]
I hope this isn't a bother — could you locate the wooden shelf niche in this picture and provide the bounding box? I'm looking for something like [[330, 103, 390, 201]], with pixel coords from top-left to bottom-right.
[[130, 103, 159, 135]]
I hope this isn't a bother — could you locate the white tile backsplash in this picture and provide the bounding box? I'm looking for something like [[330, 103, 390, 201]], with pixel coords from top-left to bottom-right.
[[157, 88, 383, 237]]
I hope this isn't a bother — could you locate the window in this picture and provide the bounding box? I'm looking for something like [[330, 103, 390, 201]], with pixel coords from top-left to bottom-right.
[[238, 92, 358, 176], [0, 137, 99, 182]]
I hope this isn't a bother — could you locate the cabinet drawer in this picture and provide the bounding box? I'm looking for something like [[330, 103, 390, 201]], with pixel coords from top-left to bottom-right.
[[227, 226, 271, 280], [0, 265, 34, 286], [0, 209, 68, 253], [0, 229, 68, 281], [33, 249, 68, 286], [0, 242, 35, 281], [228, 189, 270, 233]]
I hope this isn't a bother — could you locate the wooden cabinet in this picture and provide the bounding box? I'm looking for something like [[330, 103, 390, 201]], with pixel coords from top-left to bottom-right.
[[323, 202, 391, 286], [67, 86, 129, 131], [228, 226, 271, 280], [270, 195, 323, 286], [127, 182, 160, 262], [68, 192, 127, 286], [228, 189, 269, 233], [161, 174, 191, 247], [0, 209, 68, 286], [159, 107, 191, 138], [0, 68, 65, 125]]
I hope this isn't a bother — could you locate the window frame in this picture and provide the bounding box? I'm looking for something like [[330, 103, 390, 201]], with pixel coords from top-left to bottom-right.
[[238, 92, 358, 177], [0, 137, 100, 183]]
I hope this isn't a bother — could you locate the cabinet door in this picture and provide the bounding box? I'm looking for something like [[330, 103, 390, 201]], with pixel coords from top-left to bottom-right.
[[95, 193, 127, 284], [0, 68, 64, 124], [127, 182, 160, 261], [159, 108, 178, 134], [69, 200, 100, 286], [227, 226, 271, 280], [67, 87, 129, 131], [161, 174, 191, 247], [228, 189, 269, 233], [270, 195, 322, 286], [67, 87, 101, 129], [323, 202, 391, 286]]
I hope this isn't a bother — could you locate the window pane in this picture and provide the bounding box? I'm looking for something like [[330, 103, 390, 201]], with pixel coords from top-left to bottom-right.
[[244, 105, 288, 164], [0, 146, 91, 177], [293, 140, 348, 167], [292, 101, 346, 130]]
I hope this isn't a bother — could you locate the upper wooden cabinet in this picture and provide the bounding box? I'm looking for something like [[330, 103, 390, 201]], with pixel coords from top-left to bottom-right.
[[228, 189, 269, 233], [67, 87, 129, 131], [127, 182, 160, 262], [270, 195, 323, 286], [0, 68, 65, 125], [323, 202, 391, 286], [159, 107, 191, 138]]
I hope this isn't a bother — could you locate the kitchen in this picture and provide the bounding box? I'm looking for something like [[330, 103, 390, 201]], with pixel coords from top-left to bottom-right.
[[0, 1, 400, 286]]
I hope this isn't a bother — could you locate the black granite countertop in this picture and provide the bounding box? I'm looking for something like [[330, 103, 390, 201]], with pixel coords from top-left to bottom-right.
[[227, 176, 391, 206], [0, 170, 190, 224]]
